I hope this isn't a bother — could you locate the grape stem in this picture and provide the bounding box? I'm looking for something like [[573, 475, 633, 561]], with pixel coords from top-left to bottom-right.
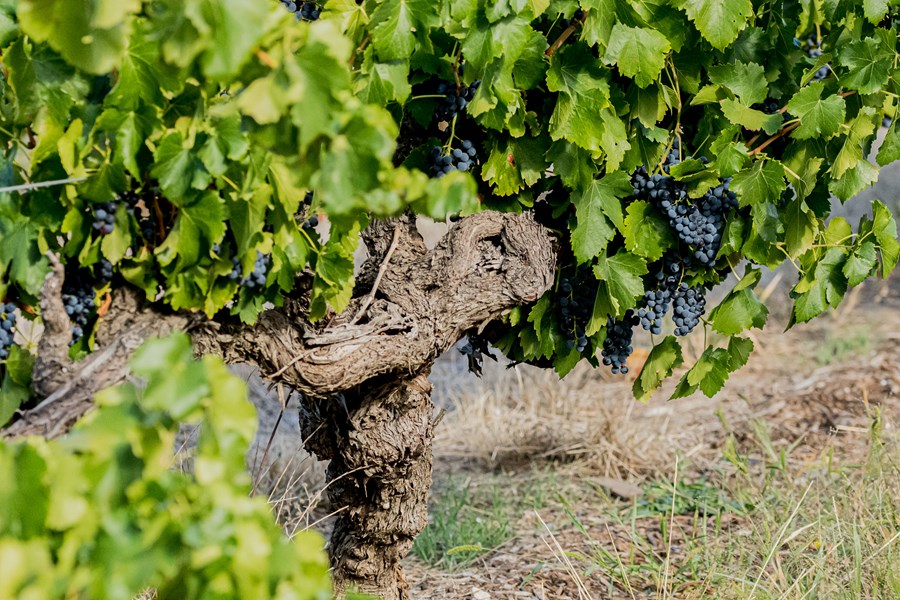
[[748, 121, 800, 155], [545, 9, 588, 57], [350, 224, 402, 325]]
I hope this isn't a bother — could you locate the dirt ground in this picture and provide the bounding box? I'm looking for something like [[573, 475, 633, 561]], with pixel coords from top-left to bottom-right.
[[401, 275, 900, 599]]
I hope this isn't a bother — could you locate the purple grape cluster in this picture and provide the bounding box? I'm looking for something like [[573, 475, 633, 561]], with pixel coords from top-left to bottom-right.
[[632, 149, 738, 267], [0, 302, 16, 360], [229, 252, 269, 289], [430, 140, 478, 177], [672, 284, 707, 336], [435, 80, 480, 122], [804, 38, 831, 81], [62, 281, 96, 346], [96, 259, 114, 284], [601, 310, 639, 374], [281, 0, 320, 21], [557, 274, 594, 353], [91, 201, 118, 235], [638, 254, 689, 335]]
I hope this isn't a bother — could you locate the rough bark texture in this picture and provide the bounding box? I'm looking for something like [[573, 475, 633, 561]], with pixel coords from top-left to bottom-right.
[[300, 375, 434, 600], [7, 211, 556, 599]]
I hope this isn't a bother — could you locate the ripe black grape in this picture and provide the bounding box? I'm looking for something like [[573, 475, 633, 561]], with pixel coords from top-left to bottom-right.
[[804, 38, 831, 80], [91, 201, 118, 236], [434, 80, 480, 122], [282, 0, 320, 21], [95, 259, 114, 284], [229, 252, 269, 289], [672, 283, 706, 336], [430, 140, 478, 177], [557, 273, 594, 354], [632, 152, 738, 267], [601, 310, 638, 374], [0, 302, 17, 360], [62, 280, 96, 346]]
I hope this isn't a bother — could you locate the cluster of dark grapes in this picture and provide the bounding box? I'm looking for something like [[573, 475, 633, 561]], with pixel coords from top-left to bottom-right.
[[302, 190, 319, 230], [0, 302, 16, 361], [637, 255, 683, 335], [760, 98, 780, 115], [632, 151, 738, 267], [430, 141, 477, 177], [672, 284, 706, 336], [62, 280, 96, 346], [281, 0, 320, 20], [637, 254, 708, 337], [96, 259, 114, 284], [435, 80, 480, 122], [803, 38, 831, 81], [229, 251, 269, 289], [121, 189, 159, 243], [91, 201, 118, 235], [601, 311, 638, 374], [557, 274, 594, 353]]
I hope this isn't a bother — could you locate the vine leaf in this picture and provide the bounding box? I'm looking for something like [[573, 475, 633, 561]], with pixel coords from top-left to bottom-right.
[[673, 0, 753, 50], [623, 200, 675, 261], [873, 200, 900, 276], [546, 45, 611, 151], [786, 82, 846, 140], [633, 336, 683, 401], [602, 24, 671, 89], [590, 249, 647, 324], [837, 35, 893, 95], [719, 100, 782, 135], [843, 241, 878, 287], [708, 61, 767, 106], [570, 172, 631, 263], [790, 247, 849, 324], [671, 337, 753, 399], [370, 0, 437, 61], [709, 286, 768, 336]]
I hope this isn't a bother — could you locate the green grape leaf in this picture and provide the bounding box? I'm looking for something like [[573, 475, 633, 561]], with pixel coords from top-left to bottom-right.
[[591, 249, 647, 321], [784, 197, 817, 258], [876, 120, 900, 166], [671, 336, 752, 398], [633, 336, 683, 401], [570, 172, 632, 263], [0, 215, 49, 296], [828, 160, 879, 202], [837, 36, 893, 95], [602, 24, 671, 89], [370, 0, 436, 61], [786, 82, 846, 140], [863, 0, 890, 22], [482, 136, 547, 196], [843, 241, 878, 287], [731, 159, 786, 209], [154, 192, 226, 272], [873, 200, 900, 276], [791, 247, 849, 323], [623, 199, 675, 261], [673, 0, 753, 50], [832, 108, 877, 180], [17, 0, 140, 74], [709, 288, 768, 335], [720, 99, 783, 135], [708, 61, 767, 106], [547, 45, 611, 152]]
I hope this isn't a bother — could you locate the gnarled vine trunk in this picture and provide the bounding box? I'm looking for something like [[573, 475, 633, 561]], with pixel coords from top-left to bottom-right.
[[5, 211, 556, 600]]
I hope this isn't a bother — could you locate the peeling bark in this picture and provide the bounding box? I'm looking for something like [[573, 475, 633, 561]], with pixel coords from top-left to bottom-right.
[[7, 211, 556, 599]]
